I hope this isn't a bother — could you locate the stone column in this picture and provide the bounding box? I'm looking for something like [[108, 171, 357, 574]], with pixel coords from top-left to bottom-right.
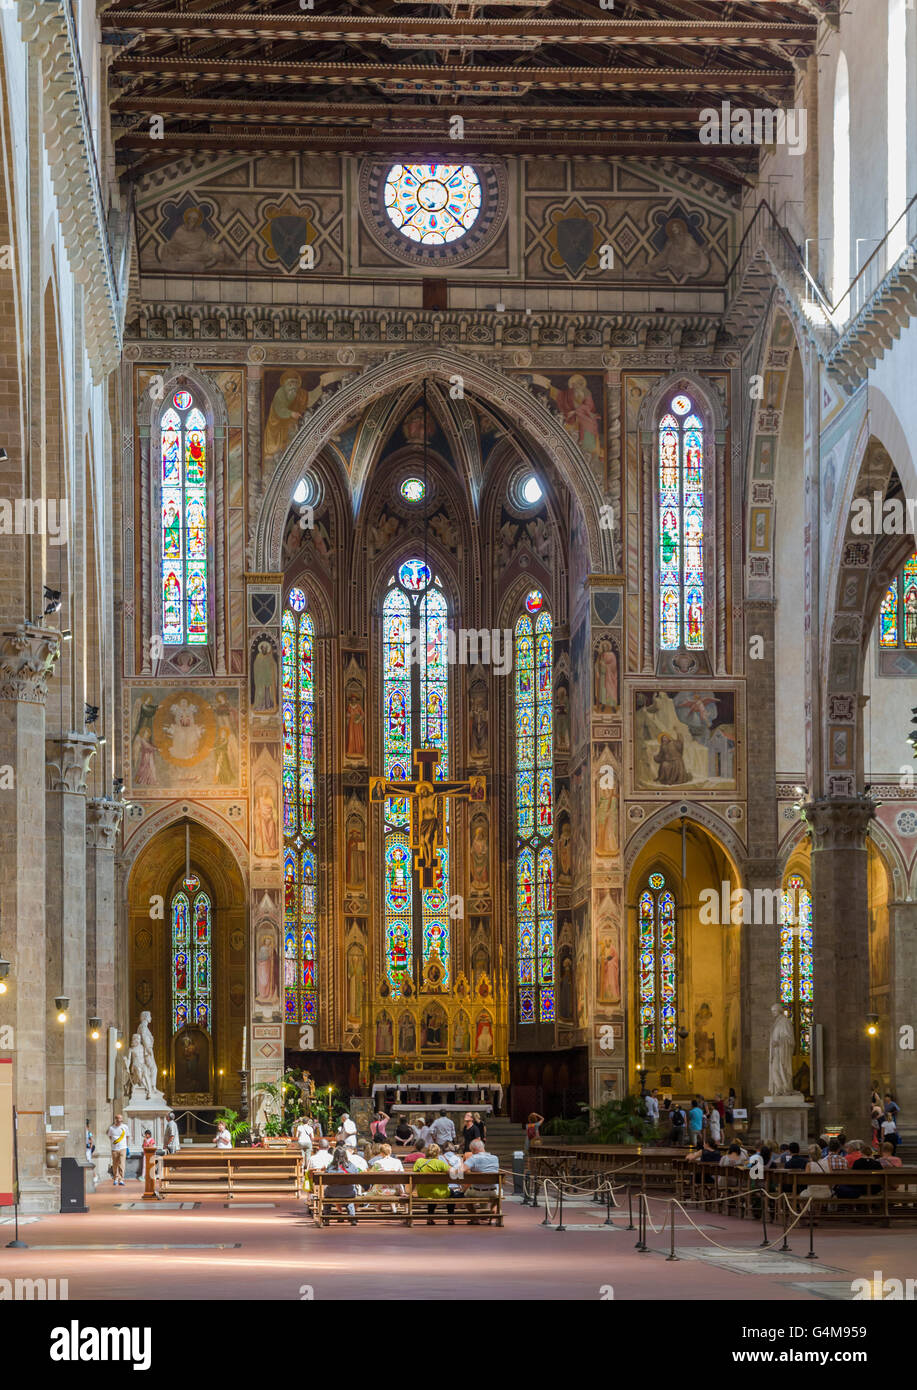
[[889, 899, 917, 1142], [741, 858, 780, 1113], [741, 598, 779, 1117], [0, 624, 60, 1211], [86, 796, 124, 1163], [45, 734, 97, 1160], [807, 797, 875, 1138]]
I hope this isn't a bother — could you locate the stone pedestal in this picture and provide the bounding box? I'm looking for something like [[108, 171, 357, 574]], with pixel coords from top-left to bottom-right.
[[757, 1093, 812, 1148], [124, 1097, 171, 1151]]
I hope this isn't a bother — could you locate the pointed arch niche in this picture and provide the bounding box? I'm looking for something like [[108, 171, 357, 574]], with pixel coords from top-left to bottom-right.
[[126, 819, 246, 1111], [625, 817, 741, 1096]]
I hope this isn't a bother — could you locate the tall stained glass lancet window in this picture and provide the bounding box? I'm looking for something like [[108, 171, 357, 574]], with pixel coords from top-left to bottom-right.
[[638, 873, 677, 1057], [658, 393, 704, 652], [514, 589, 554, 1023], [382, 560, 451, 992], [780, 873, 813, 1057], [160, 389, 208, 646], [282, 586, 318, 1025], [879, 552, 917, 649], [171, 874, 211, 1033]]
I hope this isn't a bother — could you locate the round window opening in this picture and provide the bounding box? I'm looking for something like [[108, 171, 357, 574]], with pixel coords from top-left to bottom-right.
[[521, 474, 543, 506], [384, 164, 482, 244], [400, 477, 426, 503]]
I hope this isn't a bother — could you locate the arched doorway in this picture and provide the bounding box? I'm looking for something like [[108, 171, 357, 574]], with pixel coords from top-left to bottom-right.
[[126, 819, 246, 1117]]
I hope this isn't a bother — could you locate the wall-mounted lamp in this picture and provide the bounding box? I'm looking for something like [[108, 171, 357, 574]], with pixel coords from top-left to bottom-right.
[[866, 1013, 879, 1037], [54, 996, 70, 1024], [89, 1017, 101, 1041]]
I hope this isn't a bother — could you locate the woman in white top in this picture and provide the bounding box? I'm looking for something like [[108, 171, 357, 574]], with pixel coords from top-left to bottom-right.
[[369, 1142, 405, 1209], [213, 1120, 233, 1149], [707, 1106, 722, 1145], [801, 1143, 830, 1199]]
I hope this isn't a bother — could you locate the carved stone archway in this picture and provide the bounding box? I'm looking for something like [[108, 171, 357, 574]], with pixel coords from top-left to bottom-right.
[[253, 349, 613, 574]]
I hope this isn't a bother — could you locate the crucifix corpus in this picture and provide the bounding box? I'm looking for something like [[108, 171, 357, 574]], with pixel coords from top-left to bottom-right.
[[370, 748, 486, 885]]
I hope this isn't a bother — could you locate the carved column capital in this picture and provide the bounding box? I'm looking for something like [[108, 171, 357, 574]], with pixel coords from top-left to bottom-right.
[[87, 796, 124, 849], [46, 733, 97, 795], [803, 796, 876, 851], [0, 623, 61, 703]]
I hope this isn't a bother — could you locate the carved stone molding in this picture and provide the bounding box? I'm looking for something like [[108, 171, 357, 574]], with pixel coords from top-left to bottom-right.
[[46, 733, 97, 795], [87, 796, 124, 849], [0, 624, 61, 703], [804, 797, 876, 852]]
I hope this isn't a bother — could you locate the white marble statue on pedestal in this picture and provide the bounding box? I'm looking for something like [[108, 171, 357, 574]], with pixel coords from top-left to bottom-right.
[[757, 1003, 810, 1149], [768, 1002, 797, 1098], [123, 1012, 169, 1151]]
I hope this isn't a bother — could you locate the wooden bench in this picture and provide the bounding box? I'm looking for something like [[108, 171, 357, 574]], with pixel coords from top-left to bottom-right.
[[157, 1148, 303, 1201], [312, 1170, 503, 1227], [774, 1167, 917, 1224]]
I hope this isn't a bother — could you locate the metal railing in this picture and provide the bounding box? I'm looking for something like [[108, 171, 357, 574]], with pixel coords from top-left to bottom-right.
[[830, 192, 917, 329]]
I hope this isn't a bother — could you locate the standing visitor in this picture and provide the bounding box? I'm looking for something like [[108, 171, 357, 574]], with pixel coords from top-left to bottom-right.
[[164, 1112, 180, 1155], [461, 1112, 478, 1152], [881, 1110, 900, 1153], [370, 1108, 391, 1141], [687, 1099, 705, 1148], [430, 1109, 456, 1148], [294, 1114, 314, 1166], [525, 1111, 545, 1154], [108, 1114, 129, 1186], [707, 1104, 722, 1145], [644, 1091, 660, 1124], [668, 1103, 686, 1146], [473, 1111, 487, 1143]]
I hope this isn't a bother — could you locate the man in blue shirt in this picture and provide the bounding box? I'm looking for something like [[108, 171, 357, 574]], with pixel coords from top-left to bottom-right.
[[687, 1101, 705, 1148]]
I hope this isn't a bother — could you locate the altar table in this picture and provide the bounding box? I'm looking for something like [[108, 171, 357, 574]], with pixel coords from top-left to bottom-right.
[[371, 1081, 503, 1111]]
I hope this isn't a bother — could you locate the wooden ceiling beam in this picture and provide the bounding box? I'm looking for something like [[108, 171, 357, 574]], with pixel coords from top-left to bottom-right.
[[110, 56, 797, 90], [113, 128, 759, 159], [111, 96, 721, 125], [101, 10, 815, 44]]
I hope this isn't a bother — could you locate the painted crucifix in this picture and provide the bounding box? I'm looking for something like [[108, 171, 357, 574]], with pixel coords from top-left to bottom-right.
[[370, 748, 486, 885]]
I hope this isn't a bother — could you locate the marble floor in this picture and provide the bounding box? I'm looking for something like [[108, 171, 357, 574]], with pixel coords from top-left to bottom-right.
[[1, 1182, 913, 1301]]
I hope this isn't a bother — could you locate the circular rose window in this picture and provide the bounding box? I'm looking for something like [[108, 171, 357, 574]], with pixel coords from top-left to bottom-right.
[[384, 164, 482, 244], [360, 159, 508, 269]]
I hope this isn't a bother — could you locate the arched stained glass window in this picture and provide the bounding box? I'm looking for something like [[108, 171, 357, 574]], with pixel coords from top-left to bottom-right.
[[638, 872, 677, 1057], [382, 561, 451, 991], [879, 552, 917, 648], [780, 874, 813, 1057], [171, 876, 211, 1033], [161, 389, 207, 646], [515, 595, 554, 1023], [658, 394, 704, 652], [283, 585, 318, 1024]]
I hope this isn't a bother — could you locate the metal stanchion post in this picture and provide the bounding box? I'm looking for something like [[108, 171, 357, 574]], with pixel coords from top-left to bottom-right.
[[627, 1186, 635, 1231], [806, 1199, 817, 1259], [541, 1180, 550, 1226], [604, 1183, 613, 1226], [780, 1196, 790, 1253], [759, 1192, 769, 1248], [557, 1183, 566, 1233], [666, 1201, 678, 1261]]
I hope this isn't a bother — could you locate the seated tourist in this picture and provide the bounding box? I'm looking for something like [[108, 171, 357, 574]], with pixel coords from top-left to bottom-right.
[[462, 1138, 500, 1223], [414, 1143, 455, 1225], [719, 1142, 745, 1168], [824, 1137, 848, 1171], [308, 1138, 332, 1173], [441, 1141, 465, 1194], [348, 1145, 369, 1172], [699, 1140, 721, 1164], [327, 1145, 360, 1224], [799, 1144, 831, 1200], [370, 1142, 405, 1210], [336, 1112, 358, 1150], [834, 1145, 883, 1199], [844, 1140, 865, 1167], [784, 1142, 808, 1171], [213, 1120, 233, 1149], [879, 1140, 902, 1169]]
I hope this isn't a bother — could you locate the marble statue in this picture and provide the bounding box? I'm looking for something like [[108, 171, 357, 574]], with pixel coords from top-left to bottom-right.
[[768, 1003, 795, 1097], [122, 1010, 164, 1102]]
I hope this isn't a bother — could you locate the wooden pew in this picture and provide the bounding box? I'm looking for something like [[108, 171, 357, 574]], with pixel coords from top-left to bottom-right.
[[774, 1167, 917, 1224], [312, 1170, 503, 1227], [157, 1147, 303, 1201]]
